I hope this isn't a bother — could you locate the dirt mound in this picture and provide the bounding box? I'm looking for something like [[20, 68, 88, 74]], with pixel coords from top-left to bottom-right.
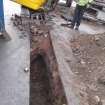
[[69, 33, 105, 105]]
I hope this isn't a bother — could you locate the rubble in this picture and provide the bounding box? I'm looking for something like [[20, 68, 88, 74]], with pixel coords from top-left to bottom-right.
[[24, 67, 29, 72], [88, 95, 102, 105], [98, 76, 105, 85], [94, 96, 101, 103], [80, 59, 86, 65], [69, 33, 105, 105]]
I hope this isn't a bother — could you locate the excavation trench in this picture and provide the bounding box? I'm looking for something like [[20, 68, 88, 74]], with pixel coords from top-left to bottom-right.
[[11, 15, 67, 105], [30, 55, 53, 105], [30, 25, 67, 105]]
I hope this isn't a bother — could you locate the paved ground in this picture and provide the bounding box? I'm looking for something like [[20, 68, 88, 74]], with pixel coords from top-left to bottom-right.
[[0, 0, 30, 105]]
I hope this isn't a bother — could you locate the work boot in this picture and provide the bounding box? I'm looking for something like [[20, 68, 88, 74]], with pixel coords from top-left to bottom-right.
[[0, 32, 3, 36], [69, 24, 74, 29], [75, 26, 79, 30]]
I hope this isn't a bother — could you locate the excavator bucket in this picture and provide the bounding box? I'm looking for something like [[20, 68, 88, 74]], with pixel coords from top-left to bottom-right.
[[10, 0, 46, 10]]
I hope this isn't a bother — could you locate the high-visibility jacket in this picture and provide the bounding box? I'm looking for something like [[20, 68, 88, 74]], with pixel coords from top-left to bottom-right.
[[76, 0, 93, 6]]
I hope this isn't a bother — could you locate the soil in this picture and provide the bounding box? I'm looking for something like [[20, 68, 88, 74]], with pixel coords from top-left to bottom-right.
[[69, 33, 105, 105], [30, 55, 53, 105]]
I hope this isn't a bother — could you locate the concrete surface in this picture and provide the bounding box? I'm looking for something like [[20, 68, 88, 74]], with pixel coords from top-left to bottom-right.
[[50, 16, 79, 105], [0, 0, 30, 105], [80, 21, 105, 34]]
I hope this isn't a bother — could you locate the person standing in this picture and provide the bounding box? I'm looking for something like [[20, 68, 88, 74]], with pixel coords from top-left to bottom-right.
[[66, 0, 73, 7], [70, 0, 93, 30]]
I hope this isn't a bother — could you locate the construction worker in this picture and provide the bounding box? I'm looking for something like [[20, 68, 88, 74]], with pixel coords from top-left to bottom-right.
[[45, 0, 59, 10], [70, 0, 93, 30], [66, 0, 73, 7]]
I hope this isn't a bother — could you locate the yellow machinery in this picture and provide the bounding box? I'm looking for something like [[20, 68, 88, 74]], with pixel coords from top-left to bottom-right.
[[10, 0, 46, 10]]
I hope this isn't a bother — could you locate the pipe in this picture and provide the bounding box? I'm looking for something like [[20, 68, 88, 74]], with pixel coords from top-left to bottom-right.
[[0, 0, 5, 32]]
